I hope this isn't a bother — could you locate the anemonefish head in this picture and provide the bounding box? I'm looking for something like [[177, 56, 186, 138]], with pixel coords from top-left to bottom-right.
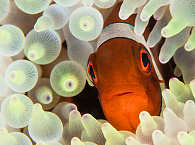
[[87, 23, 162, 132]]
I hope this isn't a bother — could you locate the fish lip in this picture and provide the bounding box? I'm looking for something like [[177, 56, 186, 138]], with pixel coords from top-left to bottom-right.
[[116, 91, 133, 97]]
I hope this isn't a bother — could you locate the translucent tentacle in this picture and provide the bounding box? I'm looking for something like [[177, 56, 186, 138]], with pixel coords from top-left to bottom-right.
[[159, 28, 190, 63], [119, 0, 147, 20], [169, 78, 194, 103], [50, 61, 86, 97], [69, 7, 103, 41], [147, 9, 171, 47], [185, 27, 195, 51], [162, 89, 184, 117], [28, 103, 63, 143], [14, 0, 51, 14]]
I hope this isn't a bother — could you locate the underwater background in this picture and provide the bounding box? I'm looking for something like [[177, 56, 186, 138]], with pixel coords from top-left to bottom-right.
[[0, 0, 195, 145]]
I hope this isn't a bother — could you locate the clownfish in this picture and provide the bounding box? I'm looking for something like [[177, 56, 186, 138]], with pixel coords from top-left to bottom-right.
[[87, 2, 166, 132]]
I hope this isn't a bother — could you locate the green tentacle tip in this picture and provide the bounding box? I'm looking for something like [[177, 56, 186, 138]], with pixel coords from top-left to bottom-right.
[[0, 24, 25, 56], [101, 122, 124, 144], [28, 78, 60, 110], [27, 43, 45, 61], [140, 0, 169, 22], [79, 16, 95, 32], [24, 29, 61, 65], [177, 131, 195, 145], [28, 103, 63, 143], [1, 94, 33, 128], [119, 0, 147, 20], [0, 128, 32, 145], [50, 60, 86, 97], [34, 16, 53, 32], [169, 77, 193, 102], [189, 79, 195, 98], [5, 60, 38, 93], [185, 28, 195, 51], [161, 27, 171, 38], [185, 43, 195, 52], [94, 0, 116, 9], [60, 74, 79, 93], [35, 4, 70, 32], [162, 88, 184, 117], [14, 0, 51, 14], [69, 7, 103, 41], [168, 0, 195, 36], [139, 111, 157, 136], [161, 18, 188, 38], [152, 130, 172, 145], [36, 86, 53, 105], [7, 70, 25, 85]]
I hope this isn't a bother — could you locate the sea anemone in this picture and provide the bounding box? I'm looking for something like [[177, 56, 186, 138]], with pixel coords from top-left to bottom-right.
[[24, 29, 61, 65], [28, 78, 61, 110], [0, 0, 195, 145], [50, 60, 86, 97], [28, 103, 63, 143], [0, 24, 25, 56], [69, 6, 104, 41], [5, 60, 39, 93], [1, 94, 33, 129], [34, 4, 70, 32]]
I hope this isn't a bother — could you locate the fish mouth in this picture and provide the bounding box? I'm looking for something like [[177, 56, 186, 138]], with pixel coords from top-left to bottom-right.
[[116, 91, 133, 96]]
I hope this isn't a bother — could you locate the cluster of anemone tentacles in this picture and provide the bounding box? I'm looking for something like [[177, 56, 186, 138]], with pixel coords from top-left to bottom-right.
[[0, 0, 195, 145]]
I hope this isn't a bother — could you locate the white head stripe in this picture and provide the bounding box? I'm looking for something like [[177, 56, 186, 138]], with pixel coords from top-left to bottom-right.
[[96, 23, 163, 81], [97, 23, 146, 48]]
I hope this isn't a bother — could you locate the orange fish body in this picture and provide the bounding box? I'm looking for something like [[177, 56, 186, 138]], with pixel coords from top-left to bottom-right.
[[87, 2, 162, 132]]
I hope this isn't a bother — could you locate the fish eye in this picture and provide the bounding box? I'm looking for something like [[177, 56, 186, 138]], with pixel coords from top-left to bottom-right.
[[87, 59, 98, 85], [139, 48, 152, 73]]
